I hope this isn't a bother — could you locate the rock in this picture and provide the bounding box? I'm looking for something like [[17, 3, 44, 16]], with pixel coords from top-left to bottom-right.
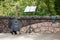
[[20, 27, 27, 33], [54, 28, 60, 32], [52, 22, 60, 27], [48, 27, 54, 33], [37, 22, 52, 28], [40, 27, 48, 31], [20, 26, 29, 33], [45, 31, 52, 33], [34, 28, 40, 33], [31, 24, 38, 29], [37, 23, 43, 28]]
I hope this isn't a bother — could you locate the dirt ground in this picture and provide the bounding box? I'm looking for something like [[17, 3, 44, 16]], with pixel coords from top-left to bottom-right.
[[0, 32, 60, 40]]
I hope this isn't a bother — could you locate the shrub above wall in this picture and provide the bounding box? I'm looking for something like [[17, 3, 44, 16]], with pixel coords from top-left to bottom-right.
[[55, 0, 60, 15], [0, 0, 60, 16]]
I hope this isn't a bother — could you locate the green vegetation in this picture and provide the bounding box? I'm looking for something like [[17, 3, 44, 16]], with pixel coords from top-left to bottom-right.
[[0, 0, 60, 16], [55, 0, 60, 15]]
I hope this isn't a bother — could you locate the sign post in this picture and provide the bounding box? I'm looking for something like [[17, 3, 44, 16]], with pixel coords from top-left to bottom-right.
[[24, 6, 37, 33]]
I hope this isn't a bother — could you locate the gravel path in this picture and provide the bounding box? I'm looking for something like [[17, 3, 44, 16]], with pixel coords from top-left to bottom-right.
[[0, 33, 60, 40]]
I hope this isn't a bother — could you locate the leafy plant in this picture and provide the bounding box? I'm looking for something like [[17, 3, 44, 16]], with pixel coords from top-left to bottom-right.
[[0, 0, 60, 16]]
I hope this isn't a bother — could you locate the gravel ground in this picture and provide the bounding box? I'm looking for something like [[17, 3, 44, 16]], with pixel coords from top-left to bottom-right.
[[0, 33, 60, 40]]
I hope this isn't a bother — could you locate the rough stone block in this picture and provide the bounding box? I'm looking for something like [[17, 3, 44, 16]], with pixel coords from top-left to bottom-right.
[[54, 28, 60, 32], [34, 28, 40, 33], [31, 24, 38, 29], [48, 27, 54, 32], [52, 22, 60, 27], [42, 22, 52, 27], [37, 23, 42, 28], [45, 31, 52, 33], [40, 27, 48, 31], [20, 27, 28, 33]]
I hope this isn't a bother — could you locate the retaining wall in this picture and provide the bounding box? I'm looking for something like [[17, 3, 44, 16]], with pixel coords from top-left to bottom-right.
[[0, 16, 60, 33]]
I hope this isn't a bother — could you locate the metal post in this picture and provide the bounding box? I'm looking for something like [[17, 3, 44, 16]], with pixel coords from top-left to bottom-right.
[[27, 19, 31, 33], [51, 16, 57, 23]]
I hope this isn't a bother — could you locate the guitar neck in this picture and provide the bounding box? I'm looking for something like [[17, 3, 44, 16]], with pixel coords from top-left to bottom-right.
[[15, 5, 18, 20]]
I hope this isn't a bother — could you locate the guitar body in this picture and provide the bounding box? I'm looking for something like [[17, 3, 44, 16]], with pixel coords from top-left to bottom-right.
[[9, 19, 21, 32]]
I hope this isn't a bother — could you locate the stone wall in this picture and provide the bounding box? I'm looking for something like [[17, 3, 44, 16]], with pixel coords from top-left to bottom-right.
[[0, 16, 60, 33], [20, 22, 60, 33]]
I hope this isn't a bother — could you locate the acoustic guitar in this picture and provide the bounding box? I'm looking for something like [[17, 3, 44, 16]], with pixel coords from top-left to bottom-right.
[[9, 5, 21, 34]]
